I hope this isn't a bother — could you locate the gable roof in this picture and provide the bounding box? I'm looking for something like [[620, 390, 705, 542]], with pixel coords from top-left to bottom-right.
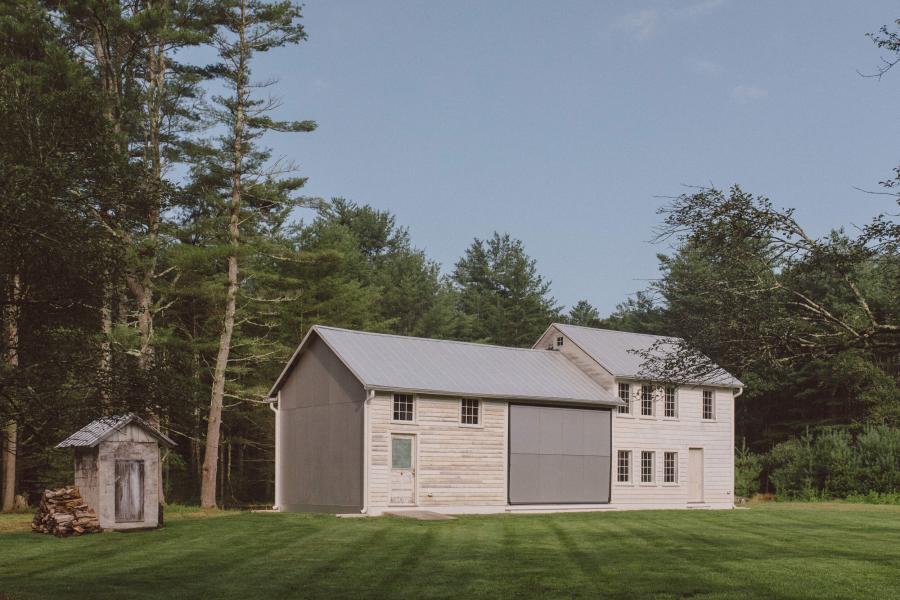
[[270, 326, 623, 406], [545, 323, 743, 387], [57, 414, 177, 449]]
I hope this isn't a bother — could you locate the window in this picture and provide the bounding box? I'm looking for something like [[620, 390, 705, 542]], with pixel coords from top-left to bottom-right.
[[641, 451, 655, 483], [393, 393, 414, 421], [617, 383, 630, 414], [664, 452, 677, 483], [664, 386, 677, 418], [556, 336, 564, 347], [702, 390, 715, 420], [641, 384, 654, 416], [461, 399, 480, 425], [391, 436, 412, 469], [617, 450, 631, 483]]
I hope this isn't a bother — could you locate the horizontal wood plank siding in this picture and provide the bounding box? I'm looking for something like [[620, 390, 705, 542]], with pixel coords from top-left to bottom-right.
[[368, 393, 507, 508], [612, 385, 734, 507]]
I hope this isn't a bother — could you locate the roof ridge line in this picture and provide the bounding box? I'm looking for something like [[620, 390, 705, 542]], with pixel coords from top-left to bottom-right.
[[314, 325, 557, 354], [555, 322, 681, 341]]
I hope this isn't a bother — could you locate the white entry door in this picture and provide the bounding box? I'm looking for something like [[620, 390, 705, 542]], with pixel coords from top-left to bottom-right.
[[688, 448, 704, 503], [390, 434, 416, 505]]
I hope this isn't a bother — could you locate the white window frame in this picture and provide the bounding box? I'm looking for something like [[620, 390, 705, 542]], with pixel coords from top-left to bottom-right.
[[459, 398, 482, 428], [640, 450, 655, 484], [663, 451, 678, 484], [617, 450, 631, 484], [556, 335, 564, 347], [391, 393, 416, 423], [617, 382, 631, 415], [702, 389, 716, 421], [664, 386, 678, 419], [640, 384, 654, 417]]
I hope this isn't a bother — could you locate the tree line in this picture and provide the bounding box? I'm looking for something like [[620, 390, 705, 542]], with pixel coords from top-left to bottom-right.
[[1, 4, 897, 508]]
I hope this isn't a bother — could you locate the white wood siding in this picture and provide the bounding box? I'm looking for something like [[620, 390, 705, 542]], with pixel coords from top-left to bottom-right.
[[611, 384, 734, 507], [368, 392, 507, 509]]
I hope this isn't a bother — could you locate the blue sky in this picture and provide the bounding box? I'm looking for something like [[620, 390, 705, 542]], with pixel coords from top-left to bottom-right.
[[256, 0, 899, 314]]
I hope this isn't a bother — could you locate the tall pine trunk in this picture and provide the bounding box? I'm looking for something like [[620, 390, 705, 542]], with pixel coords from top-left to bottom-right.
[[200, 7, 246, 507], [2, 273, 21, 512]]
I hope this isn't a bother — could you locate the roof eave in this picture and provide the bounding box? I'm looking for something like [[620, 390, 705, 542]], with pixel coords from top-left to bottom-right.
[[365, 385, 624, 407]]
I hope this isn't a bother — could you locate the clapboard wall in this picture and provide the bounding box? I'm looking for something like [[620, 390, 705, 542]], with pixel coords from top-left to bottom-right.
[[367, 393, 508, 510]]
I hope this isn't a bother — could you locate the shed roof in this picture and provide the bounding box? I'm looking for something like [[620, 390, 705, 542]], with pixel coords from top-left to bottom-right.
[[57, 414, 177, 449], [270, 326, 623, 406], [547, 323, 743, 387]]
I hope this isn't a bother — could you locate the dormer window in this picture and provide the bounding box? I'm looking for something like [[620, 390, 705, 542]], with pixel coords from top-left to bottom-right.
[[556, 336, 564, 347]]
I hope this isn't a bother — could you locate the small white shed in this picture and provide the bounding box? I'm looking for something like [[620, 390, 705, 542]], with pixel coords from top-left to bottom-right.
[[57, 414, 176, 530]]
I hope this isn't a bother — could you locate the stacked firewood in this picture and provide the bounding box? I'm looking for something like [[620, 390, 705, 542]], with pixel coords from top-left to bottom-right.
[[31, 486, 102, 537]]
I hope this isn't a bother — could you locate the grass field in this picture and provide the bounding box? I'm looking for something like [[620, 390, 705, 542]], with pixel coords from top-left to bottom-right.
[[2, 503, 899, 599]]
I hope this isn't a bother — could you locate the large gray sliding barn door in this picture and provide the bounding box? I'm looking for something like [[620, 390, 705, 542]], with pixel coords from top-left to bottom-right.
[[508, 404, 611, 504]]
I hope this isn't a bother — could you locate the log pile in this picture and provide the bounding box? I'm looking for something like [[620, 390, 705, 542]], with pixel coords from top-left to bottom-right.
[[31, 486, 102, 537]]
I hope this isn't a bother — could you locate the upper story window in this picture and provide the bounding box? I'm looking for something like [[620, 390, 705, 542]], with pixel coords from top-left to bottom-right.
[[702, 390, 715, 420], [556, 336, 564, 347], [641, 451, 655, 483], [641, 384, 654, 416], [393, 393, 414, 421], [617, 383, 631, 414], [461, 399, 480, 425], [664, 386, 677, 418], [617, 450, 631, 483]]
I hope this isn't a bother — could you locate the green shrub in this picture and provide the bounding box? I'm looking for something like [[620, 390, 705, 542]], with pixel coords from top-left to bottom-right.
[[734, 440, 763, 498], [844, 491, 900, 505], [763, 426, 900, 500]]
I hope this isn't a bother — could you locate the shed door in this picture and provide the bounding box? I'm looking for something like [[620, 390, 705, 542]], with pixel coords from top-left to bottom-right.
[[508, 405, 611, 504], [115, 460, 144, 522]]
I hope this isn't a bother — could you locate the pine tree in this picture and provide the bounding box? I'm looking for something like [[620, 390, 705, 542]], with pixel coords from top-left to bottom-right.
[[452, 232, 559, 347], [196, 0, 315, 508]]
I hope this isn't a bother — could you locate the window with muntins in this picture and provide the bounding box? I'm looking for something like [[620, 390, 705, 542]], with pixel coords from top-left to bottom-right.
[[461, 399, 480, 425], [556, 336, 564, 347], [617, 383, 630, 414], [641, 384, 654, 416], [664, 452, 677, 483], [393, 393, 414, 421], [641, 451, 655, 483], [702, 390, 714, 420], [665, 386, 677, 417], [617, 450, 631, 483]]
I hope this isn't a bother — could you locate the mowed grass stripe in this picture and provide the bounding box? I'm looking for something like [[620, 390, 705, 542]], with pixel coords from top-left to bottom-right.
[[1, 504, 898, 599]]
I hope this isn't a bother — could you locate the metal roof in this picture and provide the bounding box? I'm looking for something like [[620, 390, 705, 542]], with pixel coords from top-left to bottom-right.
[[549, 323, 743, 387], [271, 326, 623, 406], [57, 414, 176, 449]]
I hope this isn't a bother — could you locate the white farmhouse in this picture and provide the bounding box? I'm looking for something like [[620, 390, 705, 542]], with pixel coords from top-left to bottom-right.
[[267, 323, 742, 515]]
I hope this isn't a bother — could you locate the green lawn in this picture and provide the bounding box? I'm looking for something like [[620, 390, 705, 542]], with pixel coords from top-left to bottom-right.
[[2, 503, 899, 600]]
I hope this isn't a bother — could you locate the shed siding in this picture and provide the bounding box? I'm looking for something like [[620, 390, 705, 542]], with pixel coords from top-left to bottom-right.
[[611, 384, 734, 508], [74, 448, 99, 513], [96, 434, 159, 529], [368, 393, 507, 509], [277, 335, 365, 512]]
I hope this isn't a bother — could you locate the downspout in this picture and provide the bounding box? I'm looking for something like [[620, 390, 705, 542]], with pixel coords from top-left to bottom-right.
[[267, 392, 280, 510], [361, 389, 374, 514], [731, 386, 743, 507]]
